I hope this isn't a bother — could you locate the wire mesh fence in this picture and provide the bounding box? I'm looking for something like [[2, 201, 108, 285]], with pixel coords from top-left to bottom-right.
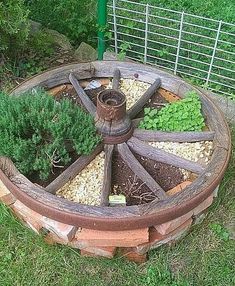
[[107, 0, 235, 98]]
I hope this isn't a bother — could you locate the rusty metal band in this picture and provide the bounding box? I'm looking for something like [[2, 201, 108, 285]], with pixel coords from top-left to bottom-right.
[[103, 126, 134, 144]]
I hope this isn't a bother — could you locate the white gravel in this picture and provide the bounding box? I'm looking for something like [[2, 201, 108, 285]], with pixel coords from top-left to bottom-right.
[[148, 141, 214, 179], [56, 152, 105, 205], [107, 78, 150, 109]]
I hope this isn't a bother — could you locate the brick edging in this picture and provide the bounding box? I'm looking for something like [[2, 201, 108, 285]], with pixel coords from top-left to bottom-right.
[[0, 179, 217, 263]]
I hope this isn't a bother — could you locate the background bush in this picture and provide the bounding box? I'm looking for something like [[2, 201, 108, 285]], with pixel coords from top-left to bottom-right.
[[25, 0, 97, 46], [0, 0, 29, 58]]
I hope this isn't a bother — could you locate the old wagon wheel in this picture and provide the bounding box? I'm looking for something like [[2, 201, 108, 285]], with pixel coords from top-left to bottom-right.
[[1, 61, 230, 231]]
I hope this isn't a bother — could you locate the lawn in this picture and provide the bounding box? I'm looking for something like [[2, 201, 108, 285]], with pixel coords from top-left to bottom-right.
[[0, 129, 234, 285]]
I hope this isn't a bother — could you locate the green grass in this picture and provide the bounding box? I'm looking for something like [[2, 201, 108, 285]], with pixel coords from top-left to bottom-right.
[[0, 127, 234, 286]]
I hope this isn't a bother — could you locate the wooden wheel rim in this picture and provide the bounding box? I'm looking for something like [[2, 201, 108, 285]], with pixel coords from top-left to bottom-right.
[[1, 61, 231, 230]]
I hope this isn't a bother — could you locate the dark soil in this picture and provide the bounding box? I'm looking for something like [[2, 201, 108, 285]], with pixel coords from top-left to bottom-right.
[[111, 150, 184, 206], [111, 150, 155, 205], [134, 153, 184, 191]]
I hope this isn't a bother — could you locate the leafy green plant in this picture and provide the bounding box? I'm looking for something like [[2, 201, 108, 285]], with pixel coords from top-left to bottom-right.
[[139, 91, 205, 131], [210, 223, 230, 241], [117, 42, 132, 60], [144, 265, 189, 286], [0, 90, 101, 180]]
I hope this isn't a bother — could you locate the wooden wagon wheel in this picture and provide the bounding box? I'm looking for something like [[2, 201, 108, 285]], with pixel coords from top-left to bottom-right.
[[0, 61, 231, 231]]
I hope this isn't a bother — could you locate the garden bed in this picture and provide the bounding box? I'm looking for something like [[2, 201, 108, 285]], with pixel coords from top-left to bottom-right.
[[0, 61, 231, 261]]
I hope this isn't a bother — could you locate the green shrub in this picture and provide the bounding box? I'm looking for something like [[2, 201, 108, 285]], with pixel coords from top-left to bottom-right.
[[26, 0, 97, 45], [139, 91, 205, 131], [0, 0, 29, 57], [0, 90, 101, 180]]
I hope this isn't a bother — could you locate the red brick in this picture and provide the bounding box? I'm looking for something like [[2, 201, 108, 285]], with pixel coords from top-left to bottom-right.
[[76, 228, 149, 247], [154, 211, 193, 235], [10, 205, 40, 233], [13, 200, 44, 223], [137, 219, 192, 255], [193, 195, 213, 216], [80, 246, 116, 258], [166, 181, 192, 196], [0, 180, 16, 205], [0, 193, 16, 206], [12, 200, 77, 241], [42, 217, 77, 242], [121, 248, 147, 263], [44, 232, 68, 245]]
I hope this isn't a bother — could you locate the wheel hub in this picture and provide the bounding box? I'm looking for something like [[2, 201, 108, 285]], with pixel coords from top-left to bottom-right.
[[96, 88, 133, 143]]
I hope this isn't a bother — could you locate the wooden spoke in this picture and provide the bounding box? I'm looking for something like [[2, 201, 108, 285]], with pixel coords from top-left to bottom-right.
[[128, 78, 161, 119], [100, 145, 114, 206], [117, 143, 167, 200], [45, 144, 103, 194], [127, 137, 205, 174], [112, 68, 121, 90], [69, 73, 96, 116], [133, 129, 215, 143]]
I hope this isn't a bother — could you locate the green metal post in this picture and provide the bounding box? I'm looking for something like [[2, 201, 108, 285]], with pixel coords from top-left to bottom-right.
[[98, 0, 108, 60]]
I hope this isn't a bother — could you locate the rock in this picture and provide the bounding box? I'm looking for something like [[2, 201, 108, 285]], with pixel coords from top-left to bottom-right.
[[44, 28, 73, 51], [74, 42, 97, 62], [28, 20, 42, 35], [226, 222, 235, 240], [103, 51, 118, 61]]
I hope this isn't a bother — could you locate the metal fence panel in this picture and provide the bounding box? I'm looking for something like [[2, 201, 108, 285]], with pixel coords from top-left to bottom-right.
[[108, 0, 235, 98]]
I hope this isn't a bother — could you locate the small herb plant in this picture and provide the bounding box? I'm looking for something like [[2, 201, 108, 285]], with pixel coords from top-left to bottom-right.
[[139, 91, 205, 131], [0, 90, 101, 180], [210, 223, 230, 241]]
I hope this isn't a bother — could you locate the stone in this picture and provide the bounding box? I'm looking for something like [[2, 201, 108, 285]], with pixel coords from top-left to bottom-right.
[[44, 28, 73, 51], [103, 51, 118, 61], [80, 246, 116, 258], [76, 228, 149, 247], [28, 20, 42, 35], [166, 181, 192, 196], [226, 222, 235, 240], [213, 186, 219, 197], [74, 42, 97, 62]]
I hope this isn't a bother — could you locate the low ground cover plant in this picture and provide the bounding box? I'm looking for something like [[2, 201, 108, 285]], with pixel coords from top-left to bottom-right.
[[0, 90, 101, 180], [139, 91, 205, 131]]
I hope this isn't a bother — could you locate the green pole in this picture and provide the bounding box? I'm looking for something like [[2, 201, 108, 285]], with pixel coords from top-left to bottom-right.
[[98, 0, 108, 60]]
